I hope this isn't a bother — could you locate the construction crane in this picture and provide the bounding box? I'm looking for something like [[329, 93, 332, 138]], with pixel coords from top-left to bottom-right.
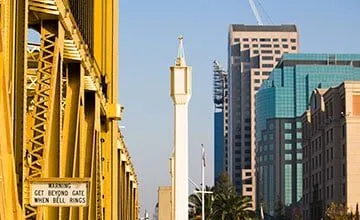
[[0, 0, 139, 219], [248, 0, 264, 25]]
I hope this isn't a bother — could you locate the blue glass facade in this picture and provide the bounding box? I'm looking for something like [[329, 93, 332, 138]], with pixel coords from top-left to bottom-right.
[[214, 112, 224, 180], [255, 53, 360, 213]]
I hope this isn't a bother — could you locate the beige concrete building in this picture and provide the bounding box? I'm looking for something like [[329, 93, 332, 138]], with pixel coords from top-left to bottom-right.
[[227, 24, 299, 207], [302, 81, 360, 219], [157, 186, 172, 220]]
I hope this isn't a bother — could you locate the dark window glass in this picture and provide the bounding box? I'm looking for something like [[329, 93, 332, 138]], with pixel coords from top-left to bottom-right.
[[260, 38, 271, 42], [261, 50, 272, 54], [262, 63, 273, 68], [262, 56, 273, 60], [260, 44, 272, 48]]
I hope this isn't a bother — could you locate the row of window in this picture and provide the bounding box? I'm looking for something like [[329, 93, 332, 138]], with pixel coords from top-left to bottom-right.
[[258, 154, 274, 162], [284, 143, 303, 150], [285, 153, 302, 161], [303, 184, 343, 206], [235, 38, 297, 43], [284, 132, 302, 140], [284, 122, 302, 130], [254, 71, 271, 76], [243, 43, 297, 50]]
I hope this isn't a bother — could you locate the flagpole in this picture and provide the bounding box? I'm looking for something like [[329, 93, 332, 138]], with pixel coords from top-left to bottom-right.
[[201, 144, 205, 220]]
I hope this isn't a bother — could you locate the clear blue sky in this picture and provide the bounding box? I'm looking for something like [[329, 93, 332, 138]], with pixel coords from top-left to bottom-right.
[[120, 0, 360, 216]]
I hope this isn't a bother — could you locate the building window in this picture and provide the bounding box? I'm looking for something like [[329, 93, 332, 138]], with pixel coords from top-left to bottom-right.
[[269, 144, 274, 151], [253, 44, 259, 48], [282, 38, 288, 42], [243, 38, 249, 42], [255, 71, 260, 75], [291, 46, 297, 50], [263, 71, 270, 76], [296, 143, 302, 149], [234, 38, 240, 42], [269, 154, 274, 161], [273, 38, 279, 42], [262, 63, 273, 68], [285, 154, 292, 160], [296, 122, 302, 129], [253, 50, 259, 54], [261, 50, 272, 54], [284, 123, 292, 129], [291, 39, 297, 43], [283, 44, 289, 48], [262, 56, 273, 60], [343, 144, 346, 157], [331, 148, 333, 160], [260, 38, 271, 42], [285, 143, 292, 150], [285, 133, 292, 140], [285, 164, 292, 205], [269, 134, 274, 140], [275, 50, 281, 54], [254, 79, 261, 83], [296, 132, 302, 139], [274, 44, 280, 48], [260, 44, 272, 48], [243, 44, 250, 48], [296, 153, 302, 160], [327, 186, 329, 198], [252, 38, 258, 42]]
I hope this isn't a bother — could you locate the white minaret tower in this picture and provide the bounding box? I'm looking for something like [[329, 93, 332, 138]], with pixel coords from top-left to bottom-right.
[[170, 35, 192, 220]]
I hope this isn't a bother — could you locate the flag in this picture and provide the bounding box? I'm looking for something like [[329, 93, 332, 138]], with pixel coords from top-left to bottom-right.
[[201, 144, 206, 167]]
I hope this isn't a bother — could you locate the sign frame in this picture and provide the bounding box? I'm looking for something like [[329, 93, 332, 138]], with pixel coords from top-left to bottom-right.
[[29, 177, 90, 207]]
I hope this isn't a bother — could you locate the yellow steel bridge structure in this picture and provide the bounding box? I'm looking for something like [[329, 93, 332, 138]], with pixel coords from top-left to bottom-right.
[[0, 0, 139, 219]]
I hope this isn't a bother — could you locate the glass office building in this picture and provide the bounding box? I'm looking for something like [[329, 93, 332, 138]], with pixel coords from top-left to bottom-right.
[[255, 53, 360, 214]]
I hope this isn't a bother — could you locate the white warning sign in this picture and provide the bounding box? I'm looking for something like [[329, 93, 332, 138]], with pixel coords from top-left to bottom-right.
[[30, 179, 89, 207]]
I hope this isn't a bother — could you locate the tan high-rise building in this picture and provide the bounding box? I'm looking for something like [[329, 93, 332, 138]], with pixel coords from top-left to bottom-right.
[[302, 81, 360, 220], [157, 186, 172, 220], [226, 24, 299, 207]]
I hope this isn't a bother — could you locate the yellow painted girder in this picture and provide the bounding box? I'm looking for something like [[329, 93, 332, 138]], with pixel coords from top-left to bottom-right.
[[0, 0, 140, 219]]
